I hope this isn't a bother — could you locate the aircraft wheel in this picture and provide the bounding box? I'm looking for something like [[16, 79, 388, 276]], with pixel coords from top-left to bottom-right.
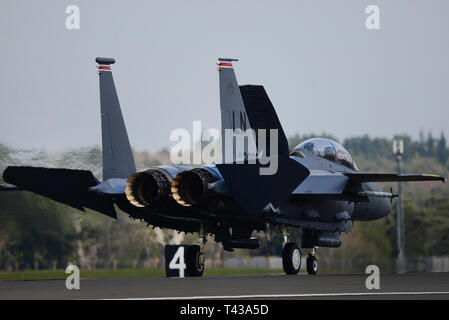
[[282, 242, 301, 275], [186, 245, 204, 277], [306, 254, 318, 275]]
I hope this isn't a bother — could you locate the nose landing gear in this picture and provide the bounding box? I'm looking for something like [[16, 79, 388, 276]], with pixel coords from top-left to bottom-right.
[[281, 226, 319, 275], [306, 247, 318, 275], [282, 243, 319, 275]]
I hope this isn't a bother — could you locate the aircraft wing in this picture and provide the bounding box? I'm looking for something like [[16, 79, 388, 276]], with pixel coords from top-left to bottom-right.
[[345, 173, 446, 183], [1, 166, 117, 218], [291, 170, 349, 195], [290, 170, 445, 200]]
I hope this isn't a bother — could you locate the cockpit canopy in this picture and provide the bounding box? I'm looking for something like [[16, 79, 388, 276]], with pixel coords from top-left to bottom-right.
[[291, 138, 358, 171]]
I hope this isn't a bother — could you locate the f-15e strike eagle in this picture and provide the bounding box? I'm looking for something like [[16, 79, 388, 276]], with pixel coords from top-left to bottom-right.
[[1, 57, 445, 276]]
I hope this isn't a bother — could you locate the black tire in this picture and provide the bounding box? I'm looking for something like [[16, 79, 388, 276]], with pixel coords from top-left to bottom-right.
[[282, 242, 301, 275], [186, 245, 204, 277], [306, 254, 318, 275]]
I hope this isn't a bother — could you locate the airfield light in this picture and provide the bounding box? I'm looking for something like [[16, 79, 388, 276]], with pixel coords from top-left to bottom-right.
[[393, 139, 404, 155], [393, 138, 406, 273]]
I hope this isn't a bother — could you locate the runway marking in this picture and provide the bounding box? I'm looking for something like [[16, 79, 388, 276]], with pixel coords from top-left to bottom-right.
[[115, 291, 449, 300]]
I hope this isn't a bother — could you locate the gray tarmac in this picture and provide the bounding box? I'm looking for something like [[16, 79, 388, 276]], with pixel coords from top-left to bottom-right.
[[0, 272, 448, 300]]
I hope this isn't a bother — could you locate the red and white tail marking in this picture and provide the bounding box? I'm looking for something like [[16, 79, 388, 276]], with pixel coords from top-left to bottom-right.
[[97, 65, 112, 72], [216, 61, 234, 71]]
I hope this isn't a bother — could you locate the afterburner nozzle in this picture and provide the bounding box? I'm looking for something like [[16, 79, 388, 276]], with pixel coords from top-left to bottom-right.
[[125, 169, 170, 207], [171, 168, 219, 207]]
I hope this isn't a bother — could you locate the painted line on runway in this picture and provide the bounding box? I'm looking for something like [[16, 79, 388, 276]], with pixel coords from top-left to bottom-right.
[[112, 291, 449, 300]]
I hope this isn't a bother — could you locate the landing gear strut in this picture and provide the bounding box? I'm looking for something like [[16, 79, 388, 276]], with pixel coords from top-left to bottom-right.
[[306, 247, 318, 275]]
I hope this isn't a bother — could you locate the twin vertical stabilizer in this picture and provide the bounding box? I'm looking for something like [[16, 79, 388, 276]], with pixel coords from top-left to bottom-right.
[[96, 57, 136, 180]]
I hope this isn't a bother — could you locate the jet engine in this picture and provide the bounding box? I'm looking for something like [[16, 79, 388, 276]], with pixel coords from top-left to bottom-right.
[[125, 166, 187, 207], [171, 168, 222, 207]]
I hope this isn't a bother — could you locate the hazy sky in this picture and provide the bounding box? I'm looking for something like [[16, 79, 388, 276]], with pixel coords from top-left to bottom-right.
[[1, 0, 448, 152]]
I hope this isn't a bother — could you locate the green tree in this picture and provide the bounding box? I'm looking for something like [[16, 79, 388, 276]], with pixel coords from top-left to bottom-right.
[[427, 132, 435, 157], [437, 132, 448, 165], [0, 192, 77, 270]]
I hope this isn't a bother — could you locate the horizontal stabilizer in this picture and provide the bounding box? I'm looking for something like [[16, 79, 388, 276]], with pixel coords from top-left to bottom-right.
[[217, 157, 310, 216], [2, 166, 117, 218], [346, 173, 446, 183], [88, 178, 127, 195], [0, 183, 19, 191]]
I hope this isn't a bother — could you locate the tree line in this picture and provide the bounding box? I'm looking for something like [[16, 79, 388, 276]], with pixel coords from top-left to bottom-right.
[[288, 130, 449, 166]]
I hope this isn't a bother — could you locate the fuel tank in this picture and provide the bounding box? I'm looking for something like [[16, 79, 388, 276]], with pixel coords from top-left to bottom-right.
[[351, 182, 392, 221]]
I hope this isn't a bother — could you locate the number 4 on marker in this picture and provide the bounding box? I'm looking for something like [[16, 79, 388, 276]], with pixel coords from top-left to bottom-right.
[[169, 246, 186, 278]]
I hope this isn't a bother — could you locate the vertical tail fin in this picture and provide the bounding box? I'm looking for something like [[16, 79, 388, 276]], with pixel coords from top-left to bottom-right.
[[239, 85, 290, 156], [216, 59, 309, 216], [96, 57, 136, 180], [217, 58, 257, 163]]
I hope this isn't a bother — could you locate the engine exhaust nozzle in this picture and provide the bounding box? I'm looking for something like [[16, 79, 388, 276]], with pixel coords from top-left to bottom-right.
[[171, 168, 219, 207], [125, 169, 171, 207]]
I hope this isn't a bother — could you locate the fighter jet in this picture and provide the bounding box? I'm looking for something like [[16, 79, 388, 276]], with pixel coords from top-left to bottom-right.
[[1, 57, 445, 276]]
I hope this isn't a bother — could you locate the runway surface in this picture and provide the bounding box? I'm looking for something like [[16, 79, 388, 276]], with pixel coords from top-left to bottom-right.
[[1, 272, 448, 300]]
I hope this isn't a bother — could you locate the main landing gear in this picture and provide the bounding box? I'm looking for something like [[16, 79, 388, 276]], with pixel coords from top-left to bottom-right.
[[281, 227, 319, 275], [306, 247, 318, 275], [185, 244, 204, 277], [186, 227, 206, 277], [282, 242, 302, 275]]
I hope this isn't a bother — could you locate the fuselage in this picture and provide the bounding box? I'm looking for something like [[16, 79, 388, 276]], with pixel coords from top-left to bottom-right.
[[287, 151, 391, 222], [119, 140, 391, 238]]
